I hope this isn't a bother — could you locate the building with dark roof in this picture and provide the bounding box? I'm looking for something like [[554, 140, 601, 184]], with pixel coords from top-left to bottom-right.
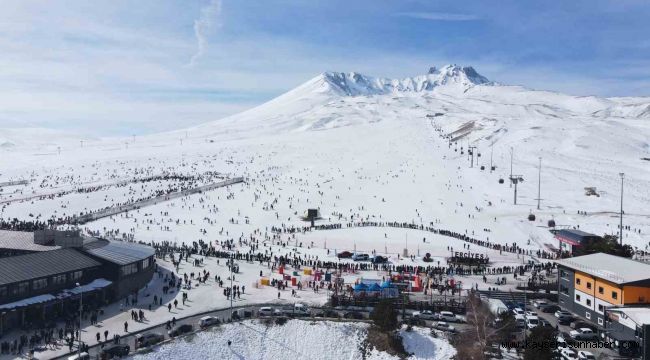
[[0, 248, 106, 332], [0, 230, 156, 332], [82, 239, 155, 298], [555, 229, 602, 254]]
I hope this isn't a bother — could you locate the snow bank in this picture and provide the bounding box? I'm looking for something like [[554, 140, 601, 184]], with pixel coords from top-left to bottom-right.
[[129, 320, 454, 360]]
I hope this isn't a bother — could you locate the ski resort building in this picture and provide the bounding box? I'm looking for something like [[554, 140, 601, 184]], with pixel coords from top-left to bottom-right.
[[0, 229, 155, 332], [556, 253, 650, 327], [603, 307, 649, 357], [554, 229, 602, 254]]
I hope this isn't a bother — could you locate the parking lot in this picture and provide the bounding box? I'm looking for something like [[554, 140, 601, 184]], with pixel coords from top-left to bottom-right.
[[524, 301, 636, 359]]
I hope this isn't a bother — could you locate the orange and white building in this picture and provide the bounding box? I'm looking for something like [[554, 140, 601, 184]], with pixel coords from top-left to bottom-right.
[[556, 253, 650, 327]]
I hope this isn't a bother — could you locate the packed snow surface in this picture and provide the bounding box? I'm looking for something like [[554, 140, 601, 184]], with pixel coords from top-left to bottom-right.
[[129, 320, 453, 360]]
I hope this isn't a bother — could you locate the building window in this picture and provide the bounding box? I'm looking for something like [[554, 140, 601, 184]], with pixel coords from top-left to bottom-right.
[[52, 274, 66, 286], [612, 291, 618, 300], [560, 270, 568, 279], [586, 312, 591, 319], [560, 285, 569, 296], [587, 282, 592, 289], [598, 304, 604, 312], [576, 278, 581, 285], [142, 258, 150, 269], [32, 278, 48, 290], [14, 282, 29, 296], [598, 318, 604, 325], [0, 287, 6, 298], [576, 294, 581, 301], [598, 286, 604, 294], [70, 271, 83, 282], [121, 263, 138, 276], [586, 299, 592, 306]]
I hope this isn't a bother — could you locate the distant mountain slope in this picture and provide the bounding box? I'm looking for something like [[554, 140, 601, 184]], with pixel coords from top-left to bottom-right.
[[180, 64, 649, 141]]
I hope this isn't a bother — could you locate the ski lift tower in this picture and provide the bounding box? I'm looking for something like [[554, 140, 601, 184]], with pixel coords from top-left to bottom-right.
[[468, 146, 477, 168], [509, 175, 524, 205]]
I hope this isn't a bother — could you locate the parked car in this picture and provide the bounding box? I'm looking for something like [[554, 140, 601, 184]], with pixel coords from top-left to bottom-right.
[[541, 304, 560, 313], [371, 255, 388, 264], [294, 303, 310, 316], [558, 314, 574, 325], [198, 316, 220, 328], [438, 311, 458, 322], [352, 253, 370, 261], [556, 335, 568, 349], [560, 332, 578, 346], [560, 348, 578, 360], [514, 314, 526, 328], [168, 324, 193, 337], [343, 311, 364, 319], [555, 310, 572, 318], [418, 310, 437, 320], [525, 311, 538, 318], [577, 350, 596, 360], [434, 321, 456, 333], [532, 300, 548, 308], [314, 309, 339, 318], [259, 307, 274, 317], [337, 251, 353, 259], [135, 332, 164, 347], [570, 320, 593, 331], [67, 352, 90, 360], [526, 316, 540, 329], [569, 328, 598, 341], [100, 344, 130, 359], [512, 307, 525, 316]]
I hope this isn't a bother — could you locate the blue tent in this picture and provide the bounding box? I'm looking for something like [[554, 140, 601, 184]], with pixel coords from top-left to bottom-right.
[[354, 283, 367, 291], [368, 283, 381, 292], [380, 281, 393, 288]]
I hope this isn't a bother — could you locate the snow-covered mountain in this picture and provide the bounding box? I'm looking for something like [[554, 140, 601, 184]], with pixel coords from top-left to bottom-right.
[[316, 64, 491, 96], [176, 64, 649, 140]]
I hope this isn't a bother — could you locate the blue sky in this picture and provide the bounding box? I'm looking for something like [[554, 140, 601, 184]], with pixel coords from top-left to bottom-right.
[[1, 0, 649, 135]]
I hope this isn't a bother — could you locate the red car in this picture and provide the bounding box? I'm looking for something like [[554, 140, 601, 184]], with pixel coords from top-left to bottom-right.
[[337, 251, 353, 258]]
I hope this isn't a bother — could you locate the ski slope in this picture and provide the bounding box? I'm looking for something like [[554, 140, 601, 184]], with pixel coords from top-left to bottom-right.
[[1, 64, 649, 252]]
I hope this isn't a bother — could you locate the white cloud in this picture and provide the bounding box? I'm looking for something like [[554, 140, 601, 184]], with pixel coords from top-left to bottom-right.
[[396, 12, 480, 21], [189, 0, 223, 67]]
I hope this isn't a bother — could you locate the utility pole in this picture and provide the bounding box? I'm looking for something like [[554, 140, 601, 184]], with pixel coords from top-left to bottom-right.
[[619, 173, 625, 245], [509, 147, 514, 188], [537, 157, 542, 210], [76, 283, 83, 359], [229, 253, 234, 318], [490, 143, 494, 172]]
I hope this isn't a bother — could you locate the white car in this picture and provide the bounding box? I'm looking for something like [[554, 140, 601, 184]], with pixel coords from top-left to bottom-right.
[[352, 253, 370, 261], [556, 335, 568, 349], [512, 307, 525, 316], [560, 348, 578, 360], [525, 311, 538, 318], [294, 303, 310, 316], [259, 307, 274, 317], [67, 353, 90, 360], [438, 311, 458, 322], [198, 316, 220, 328], [419, 310, 437, 320], [526, 316, 540, 329], [434, 321, 456, 332], [532, 300, 548, 308], [577, 351, 596, 360], [569, 328, 598, 341]]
